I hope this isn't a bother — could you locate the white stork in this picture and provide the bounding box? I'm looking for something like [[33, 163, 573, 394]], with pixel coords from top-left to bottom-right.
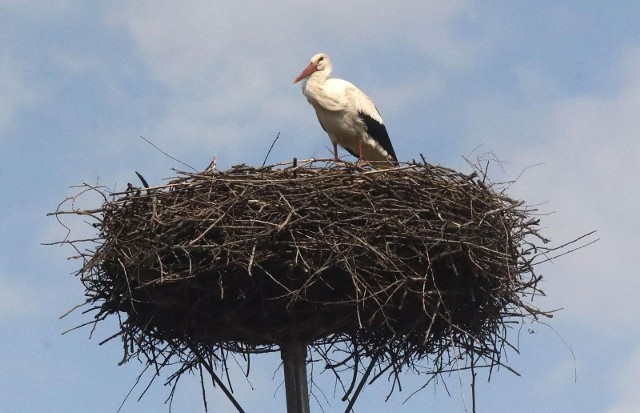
[[294, 53, 398, 165]]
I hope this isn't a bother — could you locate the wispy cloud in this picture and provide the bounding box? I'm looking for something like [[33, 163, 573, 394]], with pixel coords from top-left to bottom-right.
[[98, 0, 484, 164], [3, 2, 639, 412], [0, 271, 41, 320], [478, 46, 640, 330], [606, 345, 640, 413], [0, 56, 42, 139]]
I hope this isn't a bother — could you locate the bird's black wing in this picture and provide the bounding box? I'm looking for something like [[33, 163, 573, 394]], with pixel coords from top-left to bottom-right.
[[343, 146, 359, 159], [359, 112, 398, 162]]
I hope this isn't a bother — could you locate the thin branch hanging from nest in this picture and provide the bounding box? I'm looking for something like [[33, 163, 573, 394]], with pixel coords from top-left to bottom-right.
[[50, 158, 593, 410]]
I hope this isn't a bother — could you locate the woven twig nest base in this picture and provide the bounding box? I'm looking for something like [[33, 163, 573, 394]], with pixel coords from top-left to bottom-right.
[[77, 159, 547, 352], [51, 158, 579, 407]]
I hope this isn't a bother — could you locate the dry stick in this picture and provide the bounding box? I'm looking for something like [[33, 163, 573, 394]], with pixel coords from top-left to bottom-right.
[[261, 131, 281, 168], [341, 349, 360, 401], [116, 363, 153, 413], [198, 363, 209, 412], [135, 171, 150, 188], [343, 353, 380, 413], [139, 135, 197, 172], [194, 349, 247, 413]]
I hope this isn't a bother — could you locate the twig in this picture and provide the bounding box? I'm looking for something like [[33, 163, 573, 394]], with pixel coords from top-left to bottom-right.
[[343, 353, 379, 413], [261, 132, 281, 168], [139, 135, 197, 172]]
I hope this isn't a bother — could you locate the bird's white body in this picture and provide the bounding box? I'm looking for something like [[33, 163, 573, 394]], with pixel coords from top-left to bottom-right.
[[294, 53, 397, 165]]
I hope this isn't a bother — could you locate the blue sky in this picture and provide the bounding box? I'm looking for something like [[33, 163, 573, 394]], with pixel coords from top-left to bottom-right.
[[1, 1, 639, 412]]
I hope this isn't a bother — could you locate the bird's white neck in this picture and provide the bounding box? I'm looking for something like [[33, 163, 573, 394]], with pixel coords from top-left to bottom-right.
[[300, 69, 330, 100], [308, 67, 331, 85]]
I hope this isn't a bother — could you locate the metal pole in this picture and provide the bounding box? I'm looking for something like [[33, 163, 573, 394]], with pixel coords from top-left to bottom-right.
[[281, 341, 310, 413]]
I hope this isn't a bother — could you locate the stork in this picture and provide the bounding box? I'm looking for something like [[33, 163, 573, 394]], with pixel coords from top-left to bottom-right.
[[294, 53, 398, 165]]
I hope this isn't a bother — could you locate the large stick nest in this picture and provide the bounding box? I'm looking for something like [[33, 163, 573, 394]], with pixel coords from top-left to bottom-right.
[[55, 158, 574, 404]]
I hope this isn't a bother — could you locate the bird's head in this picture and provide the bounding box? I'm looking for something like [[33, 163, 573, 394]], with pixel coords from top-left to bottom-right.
[[293, 53, 332, 83]]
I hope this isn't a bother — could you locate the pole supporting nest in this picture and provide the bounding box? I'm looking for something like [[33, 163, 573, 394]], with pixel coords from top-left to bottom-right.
[[281, 341, 310, 413]]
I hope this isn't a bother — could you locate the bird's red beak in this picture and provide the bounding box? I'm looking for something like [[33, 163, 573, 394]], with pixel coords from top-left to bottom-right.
[[293, 62, 317, 83]]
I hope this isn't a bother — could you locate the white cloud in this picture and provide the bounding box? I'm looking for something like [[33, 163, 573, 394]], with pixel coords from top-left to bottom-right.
[[0, 57, 41, 139], [2, 0, 73, 15], [485, 47, 640, 330], [109, 0, 479, 87], [102, 1, 485, 160], [108, 1, 298, 89], [606, 346, 640, 413], [0, 271, 40, 320]]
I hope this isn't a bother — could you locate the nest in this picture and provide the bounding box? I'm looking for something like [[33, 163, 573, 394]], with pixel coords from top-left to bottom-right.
[[54, 158, 575, 407]]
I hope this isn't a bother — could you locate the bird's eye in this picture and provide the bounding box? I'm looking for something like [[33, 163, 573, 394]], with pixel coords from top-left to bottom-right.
[[318, 56, 324, 62]]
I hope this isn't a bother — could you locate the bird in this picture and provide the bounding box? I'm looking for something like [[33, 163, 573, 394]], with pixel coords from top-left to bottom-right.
[[293, 53, 398, 165]]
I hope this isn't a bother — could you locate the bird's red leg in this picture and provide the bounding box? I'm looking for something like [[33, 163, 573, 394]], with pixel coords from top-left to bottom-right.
[[334, 143, 339, 161], [359, 141, 363, 162]]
